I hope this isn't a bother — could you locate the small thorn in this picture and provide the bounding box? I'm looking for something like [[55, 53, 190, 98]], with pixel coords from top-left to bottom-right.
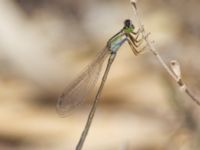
[[140, 25, 145, 32], [139, 26, 144, 32], [144, 32, 151, 39]]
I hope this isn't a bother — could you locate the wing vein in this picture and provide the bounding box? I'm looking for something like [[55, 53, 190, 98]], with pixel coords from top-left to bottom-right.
[[57, 47, 110, 116]]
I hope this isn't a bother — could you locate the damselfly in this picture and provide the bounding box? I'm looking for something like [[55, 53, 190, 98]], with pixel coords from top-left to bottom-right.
[[57, 19, 146, 150]]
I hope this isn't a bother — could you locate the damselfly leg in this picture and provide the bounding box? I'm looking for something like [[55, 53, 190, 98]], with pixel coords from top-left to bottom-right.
[[123, 20, 146, 55]]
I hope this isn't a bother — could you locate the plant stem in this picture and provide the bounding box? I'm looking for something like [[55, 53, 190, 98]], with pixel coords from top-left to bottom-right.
[[130, 0, 200, 106]]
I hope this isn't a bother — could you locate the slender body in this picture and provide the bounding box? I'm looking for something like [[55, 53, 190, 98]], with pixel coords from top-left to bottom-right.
[[76, 53, 116, 150], [57, 19, 145, 150]]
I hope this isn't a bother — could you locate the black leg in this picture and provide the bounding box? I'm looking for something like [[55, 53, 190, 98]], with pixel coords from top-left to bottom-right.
[[127, 35, 147, 55], [128, 34, 143, 48], [126, 37, 139, 55]]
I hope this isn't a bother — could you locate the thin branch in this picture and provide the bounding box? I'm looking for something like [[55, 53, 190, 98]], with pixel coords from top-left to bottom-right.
[[130, 0, 200, 106]]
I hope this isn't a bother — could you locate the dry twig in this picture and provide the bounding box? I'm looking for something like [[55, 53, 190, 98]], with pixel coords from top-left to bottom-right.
[[130, 0, 200, 106]]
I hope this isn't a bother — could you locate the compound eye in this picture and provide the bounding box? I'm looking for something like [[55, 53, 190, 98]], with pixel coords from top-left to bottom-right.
[[124, 19, 132, 27]]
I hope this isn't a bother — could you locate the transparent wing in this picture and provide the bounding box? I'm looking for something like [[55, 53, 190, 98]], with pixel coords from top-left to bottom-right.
[[57, 47, 110, 116]]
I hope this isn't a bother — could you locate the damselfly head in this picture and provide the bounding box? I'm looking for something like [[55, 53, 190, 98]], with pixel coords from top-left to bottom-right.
[[124, 19, 135, 29], [124, 19, 133, 27]]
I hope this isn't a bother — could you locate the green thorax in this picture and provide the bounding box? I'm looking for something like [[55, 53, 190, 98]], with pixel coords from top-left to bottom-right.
[[111, 34, 123, 43], [110, 25, 135, 44], [123, 26, 134, 34]]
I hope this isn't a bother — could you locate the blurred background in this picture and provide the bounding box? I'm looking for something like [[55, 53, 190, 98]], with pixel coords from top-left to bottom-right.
[[0, 0, 200, 150]]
